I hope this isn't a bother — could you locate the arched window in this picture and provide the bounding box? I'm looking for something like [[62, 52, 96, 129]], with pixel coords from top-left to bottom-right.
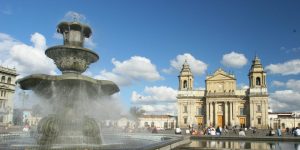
[[144, 122, 148, 127], [183, 80, 187, 88], [1, 76, 5, 83], [7, 77, 11, 84], [256, 77, 261, 85]]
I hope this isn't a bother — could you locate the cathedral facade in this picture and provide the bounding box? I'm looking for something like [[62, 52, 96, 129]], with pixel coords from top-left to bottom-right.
[[177, 56, 269, 129], [0, 66, 17, 125]]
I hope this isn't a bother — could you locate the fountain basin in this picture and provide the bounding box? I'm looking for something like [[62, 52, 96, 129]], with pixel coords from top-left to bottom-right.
[[17, 73, 119, 98]]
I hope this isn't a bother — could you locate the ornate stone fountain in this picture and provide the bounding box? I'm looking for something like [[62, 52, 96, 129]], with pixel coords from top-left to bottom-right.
[[17, 21, 119, 148]]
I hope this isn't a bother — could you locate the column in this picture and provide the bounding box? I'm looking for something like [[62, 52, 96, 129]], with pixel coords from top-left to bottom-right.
[[233, 101, 236, 125], [225, 101, 228, 126], [210, 102, 213, 126], [206, 102, 209, 126], [229, 102, 232, 126], [214, 102, 217, 127]]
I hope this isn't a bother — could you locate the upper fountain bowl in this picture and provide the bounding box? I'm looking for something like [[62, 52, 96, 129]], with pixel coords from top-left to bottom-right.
[[46, 21, 99, 74]]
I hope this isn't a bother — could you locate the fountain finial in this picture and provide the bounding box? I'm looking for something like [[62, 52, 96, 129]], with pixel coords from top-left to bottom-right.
[[57, 21, 92, 47]]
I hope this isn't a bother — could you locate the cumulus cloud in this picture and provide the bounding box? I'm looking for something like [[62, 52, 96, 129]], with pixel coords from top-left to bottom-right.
[[131, 86, 177, 103], [286, 79, 300, 91], [221, 51, 248, 68], [265, 59, 300, 75], [270, 90, 300, 112], [0, 32, 56, 76], [95, 56, 162, 86], [140, 103, 177, 115], [162, 53, 207, 75], [269, 79, 300, 112], [131, 86, 177, 115]]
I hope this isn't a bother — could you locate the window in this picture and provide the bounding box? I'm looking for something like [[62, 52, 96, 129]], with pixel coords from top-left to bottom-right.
[[164, 122, 168, 129], [197, 107, 202, 115], [7, 77, 11, 84], [257, 105, 261, 112], [240, 108, 244, 115], [183, 80, 187, 88], [151, 122, 155, 127], [257, 118, 261, 124], [1, 76, 5, 82], [218, 105, 223, 112], [184, 117, 187, 124], [256, 77, 261, 85], [144, 122, 148, 127], [184, 106, 187, 113]]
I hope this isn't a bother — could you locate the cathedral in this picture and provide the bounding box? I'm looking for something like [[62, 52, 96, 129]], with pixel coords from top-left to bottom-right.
[[177, 56, 269, 129]]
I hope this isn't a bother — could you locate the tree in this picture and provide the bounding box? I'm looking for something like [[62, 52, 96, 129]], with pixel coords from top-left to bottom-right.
[[129, 106, 145, 119]]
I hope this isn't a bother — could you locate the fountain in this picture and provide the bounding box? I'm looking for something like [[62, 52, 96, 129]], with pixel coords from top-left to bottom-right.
[[16, 21, 119, 149], [10, 21, 189, 150]]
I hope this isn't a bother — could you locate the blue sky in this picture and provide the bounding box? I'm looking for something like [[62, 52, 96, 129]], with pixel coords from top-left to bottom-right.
[[0, 0, 300, 114]]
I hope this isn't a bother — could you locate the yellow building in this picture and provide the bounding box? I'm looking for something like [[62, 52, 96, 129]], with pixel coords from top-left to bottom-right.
[[177, 57, 269, 129]]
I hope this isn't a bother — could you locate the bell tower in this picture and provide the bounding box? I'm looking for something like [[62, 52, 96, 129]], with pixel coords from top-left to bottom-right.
[[248, 55, 269, 129], [178, 60, 194, 90], [248, 56, 267, 88]]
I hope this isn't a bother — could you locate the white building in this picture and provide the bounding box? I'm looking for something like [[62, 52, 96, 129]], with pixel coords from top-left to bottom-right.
[[138, 115, 177, 130], [269, 112, 300, 129], [0, 66, 17, 125]]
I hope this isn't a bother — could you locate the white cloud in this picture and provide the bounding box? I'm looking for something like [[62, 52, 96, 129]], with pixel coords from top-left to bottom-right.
[[84, 38, 96, 49], [140, 103, 177, 115], [269, 90, 300, 112], [0, 32, 56, 76], [286, 79, 300, 91], [221, 51, 248, 68], [95, 56, 162, 86], [271, 81, 285, 87], [131, 86, 177, 115], [269, 79, 300, 112], [95, 70, 131, 86], [163, 53, 207, 75], [131, 86, 177, 103], [265, 59, 300, 75]]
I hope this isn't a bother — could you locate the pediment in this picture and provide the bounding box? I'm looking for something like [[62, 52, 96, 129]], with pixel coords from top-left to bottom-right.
[[206, 73, 235, 81]]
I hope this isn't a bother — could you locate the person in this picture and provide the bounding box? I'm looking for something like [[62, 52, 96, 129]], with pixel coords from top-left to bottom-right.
[[207, 127, 211, 135], [152, 126, 158, 133], [293, 127, 300, 136], [277, 128, 282, 136], [239, 129, 246, 136], [210, 128, 216, 135], [216, 126, 222, 135], [286, 127, 290, 135]]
